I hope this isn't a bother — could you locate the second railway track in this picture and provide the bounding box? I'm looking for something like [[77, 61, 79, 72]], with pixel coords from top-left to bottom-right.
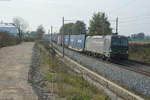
[[111, 60, 150, 77]]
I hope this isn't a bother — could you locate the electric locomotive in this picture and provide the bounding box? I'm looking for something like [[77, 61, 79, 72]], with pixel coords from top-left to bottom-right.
[[85, 35, 128, 60]]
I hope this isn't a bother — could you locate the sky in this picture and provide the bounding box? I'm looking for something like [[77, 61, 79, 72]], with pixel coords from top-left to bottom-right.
[[0, 0, 150, 36]]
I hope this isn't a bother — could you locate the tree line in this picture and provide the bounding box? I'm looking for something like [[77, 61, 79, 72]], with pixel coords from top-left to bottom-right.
[[10, 12, 112, 42], [59, 12, 112, 35], [129, 33, 150, 41], [20, 12, 113, 41], [12, 17, 45, 41]]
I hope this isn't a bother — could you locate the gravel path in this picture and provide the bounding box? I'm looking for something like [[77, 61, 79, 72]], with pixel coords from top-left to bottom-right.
[[0, 43, 38, 100]]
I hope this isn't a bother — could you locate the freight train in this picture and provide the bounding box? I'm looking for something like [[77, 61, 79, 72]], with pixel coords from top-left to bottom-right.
[[51, 34, 129, 60]]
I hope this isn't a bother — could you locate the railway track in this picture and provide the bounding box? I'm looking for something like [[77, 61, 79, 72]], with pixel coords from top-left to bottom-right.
[[111, 60, 150, 77], [51, 43, 150, 99], [66, 46, 150, 77], [52, 44, 145, 100], [52, 43, 150, 77], [83, 53, 150, 77]]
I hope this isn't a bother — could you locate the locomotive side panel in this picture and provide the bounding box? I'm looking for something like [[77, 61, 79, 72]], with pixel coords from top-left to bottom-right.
[[85, 36, 105, 55], [103, 36, 112, 58]]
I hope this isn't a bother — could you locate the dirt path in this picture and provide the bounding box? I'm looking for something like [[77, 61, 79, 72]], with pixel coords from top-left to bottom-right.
[[0, 43, 38, 100]]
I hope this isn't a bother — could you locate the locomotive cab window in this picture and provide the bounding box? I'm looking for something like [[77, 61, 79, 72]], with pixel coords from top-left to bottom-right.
[[121, 39, 128, 47], [111, 37, 128, 47]]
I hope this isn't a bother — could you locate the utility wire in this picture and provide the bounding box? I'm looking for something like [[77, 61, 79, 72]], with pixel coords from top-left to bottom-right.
[[119, 15, 150, 20], [109, 15, 150, 24], [110, 0, 138, 14], [109, 15, 150, 22], [119, 21, 150, 26], [119, 18, 150, 23]]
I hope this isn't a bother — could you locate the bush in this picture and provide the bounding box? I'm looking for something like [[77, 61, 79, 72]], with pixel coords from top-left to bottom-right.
[[0, 32, 20, 48]]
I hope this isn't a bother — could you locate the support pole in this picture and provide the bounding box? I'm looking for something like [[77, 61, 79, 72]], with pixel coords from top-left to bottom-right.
[[62, 17, 65, 57], [48, 29, 50, 43], [103, 18, 105, 35], [51, 26, 53, 48], [116, 17, 119, 34]]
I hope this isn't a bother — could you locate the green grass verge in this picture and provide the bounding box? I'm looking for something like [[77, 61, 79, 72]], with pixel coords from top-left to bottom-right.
[[37, 41, 110, 100]]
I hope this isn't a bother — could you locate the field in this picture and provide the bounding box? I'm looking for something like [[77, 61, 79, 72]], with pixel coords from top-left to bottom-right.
[[129, 41, 150, 45], [37, 41, 110, 100], [129, 42, 150, 63]]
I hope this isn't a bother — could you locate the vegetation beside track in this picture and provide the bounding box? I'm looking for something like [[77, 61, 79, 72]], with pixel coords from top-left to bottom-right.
[[129, 42, 150, 63], [0, 32, 20, 48], [37, 40, 110, 100]]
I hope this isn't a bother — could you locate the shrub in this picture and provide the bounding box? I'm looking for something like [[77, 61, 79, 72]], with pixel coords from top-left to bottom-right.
[[129, 43, 150, 63], [0, 32, 20, 48]]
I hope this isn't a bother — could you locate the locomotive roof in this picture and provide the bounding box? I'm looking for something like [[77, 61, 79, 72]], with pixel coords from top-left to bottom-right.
[[87, 36, 103, 39], [86, 35, 127, 39]]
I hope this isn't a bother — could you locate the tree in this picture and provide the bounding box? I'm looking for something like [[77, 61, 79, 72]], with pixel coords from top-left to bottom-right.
[[88, 12, 112, 35], [146, 35, 150, 40], [72, 21, 86, 35], [13, 17, 29, 41], [131, 33, 145, 40], [29, 31, 36, 38], [35, 25, 45, 40], [59, 23, 74, 35], [137, 33, 145, 40]]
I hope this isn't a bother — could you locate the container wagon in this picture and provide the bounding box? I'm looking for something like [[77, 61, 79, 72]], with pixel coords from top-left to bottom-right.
[[64, 35, 70, 47], [68, 34, 86, 52], [57, 35, 62, 45]]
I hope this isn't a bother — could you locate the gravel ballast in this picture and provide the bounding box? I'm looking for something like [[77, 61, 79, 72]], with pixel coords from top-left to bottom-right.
[[53, 43, 150, 98]]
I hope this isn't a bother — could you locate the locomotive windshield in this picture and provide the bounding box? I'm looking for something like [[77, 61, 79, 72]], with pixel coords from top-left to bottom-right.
[[111, 36, 128, 47]]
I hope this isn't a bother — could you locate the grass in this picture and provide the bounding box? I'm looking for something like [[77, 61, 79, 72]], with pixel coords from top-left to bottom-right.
[[130, 40, 150, 42], [37, 40, 150, 100], [37, 41, 110, 100], [129, 43, 150, 63]]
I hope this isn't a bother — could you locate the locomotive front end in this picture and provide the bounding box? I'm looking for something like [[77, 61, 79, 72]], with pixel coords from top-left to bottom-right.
[[110, 35, 129, 60]]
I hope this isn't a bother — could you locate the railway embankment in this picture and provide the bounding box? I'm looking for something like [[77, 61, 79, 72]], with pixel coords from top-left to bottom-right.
[[29, 41, 111, 100], [53, 43, 150, 99]]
